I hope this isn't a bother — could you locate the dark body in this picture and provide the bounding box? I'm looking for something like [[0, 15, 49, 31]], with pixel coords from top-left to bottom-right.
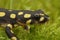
[[0, 8, 35, 25], [0, 8, 49, 40]]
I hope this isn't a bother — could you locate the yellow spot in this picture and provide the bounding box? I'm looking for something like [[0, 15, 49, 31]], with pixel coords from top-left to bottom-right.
[[10, 14, 16, 19], [11, 37, 17, 40], [27, 25, 30, 30], [8, 10, 12, 11], [40, 13, 44, 16], [26, 19, 31, 24], [0, 12, 5, 17], [18, 12, 23, 15], [10, 30, 14, 33], [24, 14, 31, 18], [39, 17, 44, 21], [7, 24, 12, 29], [14, 24, 18, 27]]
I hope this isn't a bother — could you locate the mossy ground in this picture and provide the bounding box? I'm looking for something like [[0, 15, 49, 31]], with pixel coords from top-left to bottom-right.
[[0, 0, 60, 40]]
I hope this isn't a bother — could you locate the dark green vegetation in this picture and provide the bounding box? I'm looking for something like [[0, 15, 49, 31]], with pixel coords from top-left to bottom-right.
[[0, 0, 60, 40]]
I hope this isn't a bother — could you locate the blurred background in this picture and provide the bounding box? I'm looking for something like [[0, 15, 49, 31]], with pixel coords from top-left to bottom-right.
[[0, 0, 60, 40]]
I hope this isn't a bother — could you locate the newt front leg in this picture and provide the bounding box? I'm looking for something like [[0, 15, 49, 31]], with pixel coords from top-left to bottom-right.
[[5, 24, 19, 40]]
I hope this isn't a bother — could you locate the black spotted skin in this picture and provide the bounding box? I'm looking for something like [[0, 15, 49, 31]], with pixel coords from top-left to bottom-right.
[[12, 10, 33, 24], [0, 8, 10, 23], [0, 8, 49, 40]]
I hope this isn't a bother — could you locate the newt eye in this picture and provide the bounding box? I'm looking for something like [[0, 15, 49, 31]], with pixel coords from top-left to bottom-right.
[[34, 14, 40, 18], [34, 14, 40, 21]]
